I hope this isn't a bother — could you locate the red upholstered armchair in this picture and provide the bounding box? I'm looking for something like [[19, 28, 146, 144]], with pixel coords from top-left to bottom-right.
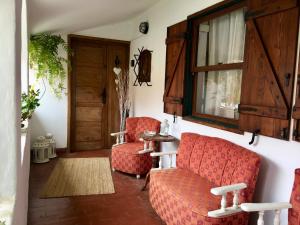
[[111, 117, 160, 179], [149, 132, 261, 225], [241, 168, 300, 225]]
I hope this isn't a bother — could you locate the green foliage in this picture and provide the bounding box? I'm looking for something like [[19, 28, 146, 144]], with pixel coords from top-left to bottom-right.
[[0, 220, 6, 225], [29, 32, 69, 98], [21, 87, 41, 123]]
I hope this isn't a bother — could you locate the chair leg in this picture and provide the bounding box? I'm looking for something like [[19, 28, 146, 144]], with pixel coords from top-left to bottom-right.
[[112, 168, 115, 172], [136, 174, 140, 179]]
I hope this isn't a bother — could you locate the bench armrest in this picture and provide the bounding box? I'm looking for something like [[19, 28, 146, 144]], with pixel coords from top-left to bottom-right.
[[241, 202, 292, 212], [150, 151, 178, 157], [241, 203, 292, 225], [211, 183, 247, 196], [150, 151, 178, 170], [208, 183, 247, 218]]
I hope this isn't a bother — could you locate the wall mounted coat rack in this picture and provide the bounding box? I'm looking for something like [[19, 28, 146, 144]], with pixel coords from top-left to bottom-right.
[[133, 47, 153, 86]]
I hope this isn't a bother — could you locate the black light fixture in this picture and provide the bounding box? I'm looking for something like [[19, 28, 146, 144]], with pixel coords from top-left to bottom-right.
[[139, 22, 149, 34]]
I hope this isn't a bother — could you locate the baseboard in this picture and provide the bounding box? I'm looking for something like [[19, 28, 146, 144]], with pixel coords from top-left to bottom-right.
[[56, 148, 67, 154]]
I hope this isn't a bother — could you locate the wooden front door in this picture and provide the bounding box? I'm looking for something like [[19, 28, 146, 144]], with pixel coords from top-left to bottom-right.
[[69, 35, 129, 151]]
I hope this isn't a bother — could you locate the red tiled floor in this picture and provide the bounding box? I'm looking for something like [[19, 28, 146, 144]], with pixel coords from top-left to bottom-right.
[[27, 149, 165, 225]]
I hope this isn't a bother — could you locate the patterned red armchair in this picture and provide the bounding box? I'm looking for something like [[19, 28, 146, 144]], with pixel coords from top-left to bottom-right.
[[241, 168, 300, 225], [149, 132, 261, 225], [111, 117, 160, 179]]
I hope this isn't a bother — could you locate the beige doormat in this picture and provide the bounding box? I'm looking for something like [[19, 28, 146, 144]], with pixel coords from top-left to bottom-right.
[[41, 157, 115, 198]]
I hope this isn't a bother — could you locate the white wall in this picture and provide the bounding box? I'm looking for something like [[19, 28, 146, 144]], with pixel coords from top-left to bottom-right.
[[75, 20, 135, 41], [29, 35, 68, 148], [14, 1, 30, 224], [0, 0, 25, 225], [128, 0, 300, 224], [0, 0, 22, 198]]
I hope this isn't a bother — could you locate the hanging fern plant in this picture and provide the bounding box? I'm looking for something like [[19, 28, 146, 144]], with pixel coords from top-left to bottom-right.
[[29, 32, 70, 98]]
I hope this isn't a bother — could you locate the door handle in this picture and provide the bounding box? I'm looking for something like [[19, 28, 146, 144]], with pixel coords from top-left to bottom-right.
[[101, 88, 106, 104]]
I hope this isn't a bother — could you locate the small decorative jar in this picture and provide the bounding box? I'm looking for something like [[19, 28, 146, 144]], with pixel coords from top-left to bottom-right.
[[45, 133, 57, 158], [160, 119, 170, 136], [31, 136, 50, 163]]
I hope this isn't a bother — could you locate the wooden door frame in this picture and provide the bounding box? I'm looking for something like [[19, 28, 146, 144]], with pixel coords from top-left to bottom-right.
[[67, 34, 130, 152]]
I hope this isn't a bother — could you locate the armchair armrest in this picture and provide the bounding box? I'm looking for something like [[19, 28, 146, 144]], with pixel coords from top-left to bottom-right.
[[208, 183, 247, 218], [150, 151, 178, 157], [241, 203, 292, 225], [110, 131, 127, 136], [150, 151, 178, 170], [110, 131, 127, 146]]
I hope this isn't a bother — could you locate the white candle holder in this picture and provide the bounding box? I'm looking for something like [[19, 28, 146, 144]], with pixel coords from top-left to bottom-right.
[[31, 136, 50, 163], [45, 133, 57, 158]]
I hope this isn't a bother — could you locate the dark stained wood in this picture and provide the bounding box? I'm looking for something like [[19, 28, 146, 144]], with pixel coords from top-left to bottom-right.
[[239, 6, 299, 139], [183, 116, 244, 134], [188, 1, 246, 132], [27, 150, 166, 225], [163, 20, 187, 117], [246, 0, 298, 19], [239, 104, 288, 119], [68, 35, 129, 151], [188, 0, 246, 21], [107, 45, 129, 147], [193, 63, 243, 73]]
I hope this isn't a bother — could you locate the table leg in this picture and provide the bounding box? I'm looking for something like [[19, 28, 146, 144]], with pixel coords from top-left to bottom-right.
[[142, 142, 159, 191]]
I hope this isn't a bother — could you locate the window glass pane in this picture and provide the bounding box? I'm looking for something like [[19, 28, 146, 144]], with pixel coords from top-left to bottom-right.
[[197, 8, 246, 66], [195, 70, 242, 119]]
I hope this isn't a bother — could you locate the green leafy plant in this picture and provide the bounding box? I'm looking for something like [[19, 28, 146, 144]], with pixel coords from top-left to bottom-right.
[[0, 220, 6, 225], [21, 87, 41, 126], [29, 32, 70, 98]]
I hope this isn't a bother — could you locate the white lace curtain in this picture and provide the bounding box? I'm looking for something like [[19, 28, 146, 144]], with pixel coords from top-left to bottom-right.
[[196, 8, 245, 119]]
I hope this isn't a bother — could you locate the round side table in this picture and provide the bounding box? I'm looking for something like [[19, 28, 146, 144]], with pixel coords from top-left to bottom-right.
[[139, 133, 177, 190]]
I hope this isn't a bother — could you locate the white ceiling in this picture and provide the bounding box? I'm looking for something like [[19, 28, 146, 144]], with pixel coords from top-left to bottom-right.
[[28, 0, 160, 34]]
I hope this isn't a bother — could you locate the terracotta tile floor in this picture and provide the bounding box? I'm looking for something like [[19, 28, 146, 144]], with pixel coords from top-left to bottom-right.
[[27, 150, 166, 225]]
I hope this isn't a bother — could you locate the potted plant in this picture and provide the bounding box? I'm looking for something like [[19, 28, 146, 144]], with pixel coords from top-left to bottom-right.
[[21, 87, 40, 131], [29, 32, 70, 98]]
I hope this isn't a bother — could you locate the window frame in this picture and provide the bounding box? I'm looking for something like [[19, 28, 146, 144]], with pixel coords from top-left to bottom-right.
[[184, 0, 246, 132]]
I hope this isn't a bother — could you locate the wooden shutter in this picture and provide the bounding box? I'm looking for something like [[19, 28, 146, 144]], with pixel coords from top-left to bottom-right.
[[163, 20, 187, 116], [239, 1, 299, 140]]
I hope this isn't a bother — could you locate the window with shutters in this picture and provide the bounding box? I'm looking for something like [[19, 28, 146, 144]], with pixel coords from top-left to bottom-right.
[[186, 2, 246, 131]]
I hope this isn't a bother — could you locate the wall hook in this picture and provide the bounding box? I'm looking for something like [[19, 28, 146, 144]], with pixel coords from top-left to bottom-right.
[[249, 129, 260, 145], [173, 112, 177, 123]]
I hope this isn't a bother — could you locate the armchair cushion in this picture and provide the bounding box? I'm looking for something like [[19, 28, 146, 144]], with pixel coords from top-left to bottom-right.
[[111, 117, 161, 176], [112, 142, 152, 175], [150, 168, 248, 225]]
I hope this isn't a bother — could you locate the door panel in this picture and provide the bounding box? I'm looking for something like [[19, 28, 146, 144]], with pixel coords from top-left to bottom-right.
[[69, 36, 129, 151], [73, 44, 107, 150]]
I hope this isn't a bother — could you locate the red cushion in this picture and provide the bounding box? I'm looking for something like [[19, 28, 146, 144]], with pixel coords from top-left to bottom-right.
[[111, 142, 152, 175], [150, 168, 248, 225], [176, 132, 261, 203]]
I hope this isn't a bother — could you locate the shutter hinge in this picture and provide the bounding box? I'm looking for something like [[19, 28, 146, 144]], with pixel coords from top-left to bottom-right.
[[280, 128, 289, 140], [293, 129, 299, 139]]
